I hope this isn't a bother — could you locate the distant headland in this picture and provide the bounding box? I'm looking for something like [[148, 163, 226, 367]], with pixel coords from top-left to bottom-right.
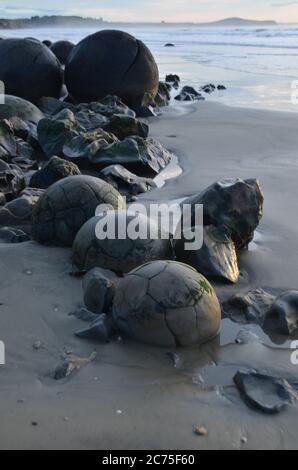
[[0, 15, 278, 29]]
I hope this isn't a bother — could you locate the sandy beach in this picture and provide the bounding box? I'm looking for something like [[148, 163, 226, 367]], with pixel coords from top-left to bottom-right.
[[1, 101, 298, 450]]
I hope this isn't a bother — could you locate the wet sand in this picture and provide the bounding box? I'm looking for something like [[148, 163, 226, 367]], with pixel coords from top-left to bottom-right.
[[1, 101, 298, 449]]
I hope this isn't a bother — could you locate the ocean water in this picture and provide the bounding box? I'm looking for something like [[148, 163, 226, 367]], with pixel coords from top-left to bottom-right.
[[1, 23, 298, 112]]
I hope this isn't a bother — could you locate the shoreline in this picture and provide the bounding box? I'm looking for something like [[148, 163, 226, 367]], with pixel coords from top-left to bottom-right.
[[1, 101, 298, 449]]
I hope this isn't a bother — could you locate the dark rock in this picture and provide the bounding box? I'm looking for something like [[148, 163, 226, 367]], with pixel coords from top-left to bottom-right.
[[185, 178, 264, 250], [175, 86, 205, 102], [83, 269, 117, 314], [0, 187, 44, 227], [234, 370, 297, 414], [75, 314, 116, 342], [76, 96, 135, 118], [0, 159, 25, 200], [50, 40, 74, 65], [222, 288, 275, 325], [100, 164, 157, 199], [37, 109, 79, 158], [112, 260, 221, 347], [29, 156, 81, 189], [174, 225, 239, 283], [72, 211, 173, 274], [201, 83, 216, 94], [154, 81, 171, 107], [165, 43, 175, 47], [37, 96, 75, 117], [80, 136, 173, 176], [264, 291, 298, 335], [0, 38, 63, 103], [103, 114, 149, 140], [0, 226, 30, 243], [42, 40, 52, 47], [0, 120, 17, 161], [165, 74, 180, 89], [65, 30, 159, 115], [217, 85, 227, 90], [32, 175, 125, 247], [62, 128, 118, 164], [75, 109, 108, 131]]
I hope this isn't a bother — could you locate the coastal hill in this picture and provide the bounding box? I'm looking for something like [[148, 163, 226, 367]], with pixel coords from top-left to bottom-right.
[[0, 15, 278, 29]]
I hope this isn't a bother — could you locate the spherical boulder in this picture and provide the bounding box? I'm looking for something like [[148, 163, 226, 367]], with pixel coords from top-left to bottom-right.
[[43, 40, 52, 48], [0, 95, 44, 126], [32, 175, 125, 247], [112, 260, 221, 347], [72, 211, 173, 273], [0, 38, 63, 103], [50, 40, 74, 65], [65, 30, 159, 112]]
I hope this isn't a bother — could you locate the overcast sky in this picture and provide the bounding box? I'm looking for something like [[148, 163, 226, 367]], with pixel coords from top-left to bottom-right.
[[1, 0, 298, 23]]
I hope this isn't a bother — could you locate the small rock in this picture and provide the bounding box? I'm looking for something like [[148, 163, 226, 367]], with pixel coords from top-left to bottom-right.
[[32, 340, 42, 350], [29, 156, 81, 189], [194, 426, 208, 436], [54, 351, 97, 380], [263, 291, 298, 335]]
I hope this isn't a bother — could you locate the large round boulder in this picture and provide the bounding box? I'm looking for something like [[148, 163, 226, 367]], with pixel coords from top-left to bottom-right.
[[112, 260, 221, 347], [32, 175, 125, 246], [50, 40, 74, 65], [0, 95, 44, 126], [72, 211, 173, 273], [0, 38, 63, 103], [65, 30, 159, 113]]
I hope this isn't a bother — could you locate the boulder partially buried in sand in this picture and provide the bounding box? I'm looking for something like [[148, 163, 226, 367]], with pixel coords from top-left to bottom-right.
[[0, 38, 63, 103], [64, 30, 159, 114], [32, 175, 125, 247], [112, 260, 221, 347], [72, 211, 173, 274]]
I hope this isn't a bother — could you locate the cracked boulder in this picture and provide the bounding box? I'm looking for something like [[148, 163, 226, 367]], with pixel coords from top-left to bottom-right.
[[184, 178, 264, 250], [50, 40, 74, 65], [32, 175, 125, 247], [112, 260, 221, 347], [100, 164, 157, 199], [0, 159, 25, 200], [72, 211, 173, 274], [0, 38, 63, 103], [0, 95, 44, 133], [174, 225, 239, 283], [263, 291, 298, 336], [65, 30, 159, 115], [29, 156, 81, 189]]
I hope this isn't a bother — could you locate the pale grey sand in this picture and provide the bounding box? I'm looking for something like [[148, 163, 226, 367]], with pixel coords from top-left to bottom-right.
[[1, 102, 298, 449]]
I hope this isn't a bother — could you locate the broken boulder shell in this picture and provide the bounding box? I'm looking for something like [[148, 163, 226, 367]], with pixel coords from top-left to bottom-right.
[[83, 268, 118, 314], [72, 211, 173, 274], [174, 225, 239, 283], [234, 370, 297, 414], [32, 175, 125, 247], [184, 178, 264, 250], [100, 164, 157, 199], [0, 95, 44, 128], [263, 291, 298, 336], [112, 260, 221, 347]]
